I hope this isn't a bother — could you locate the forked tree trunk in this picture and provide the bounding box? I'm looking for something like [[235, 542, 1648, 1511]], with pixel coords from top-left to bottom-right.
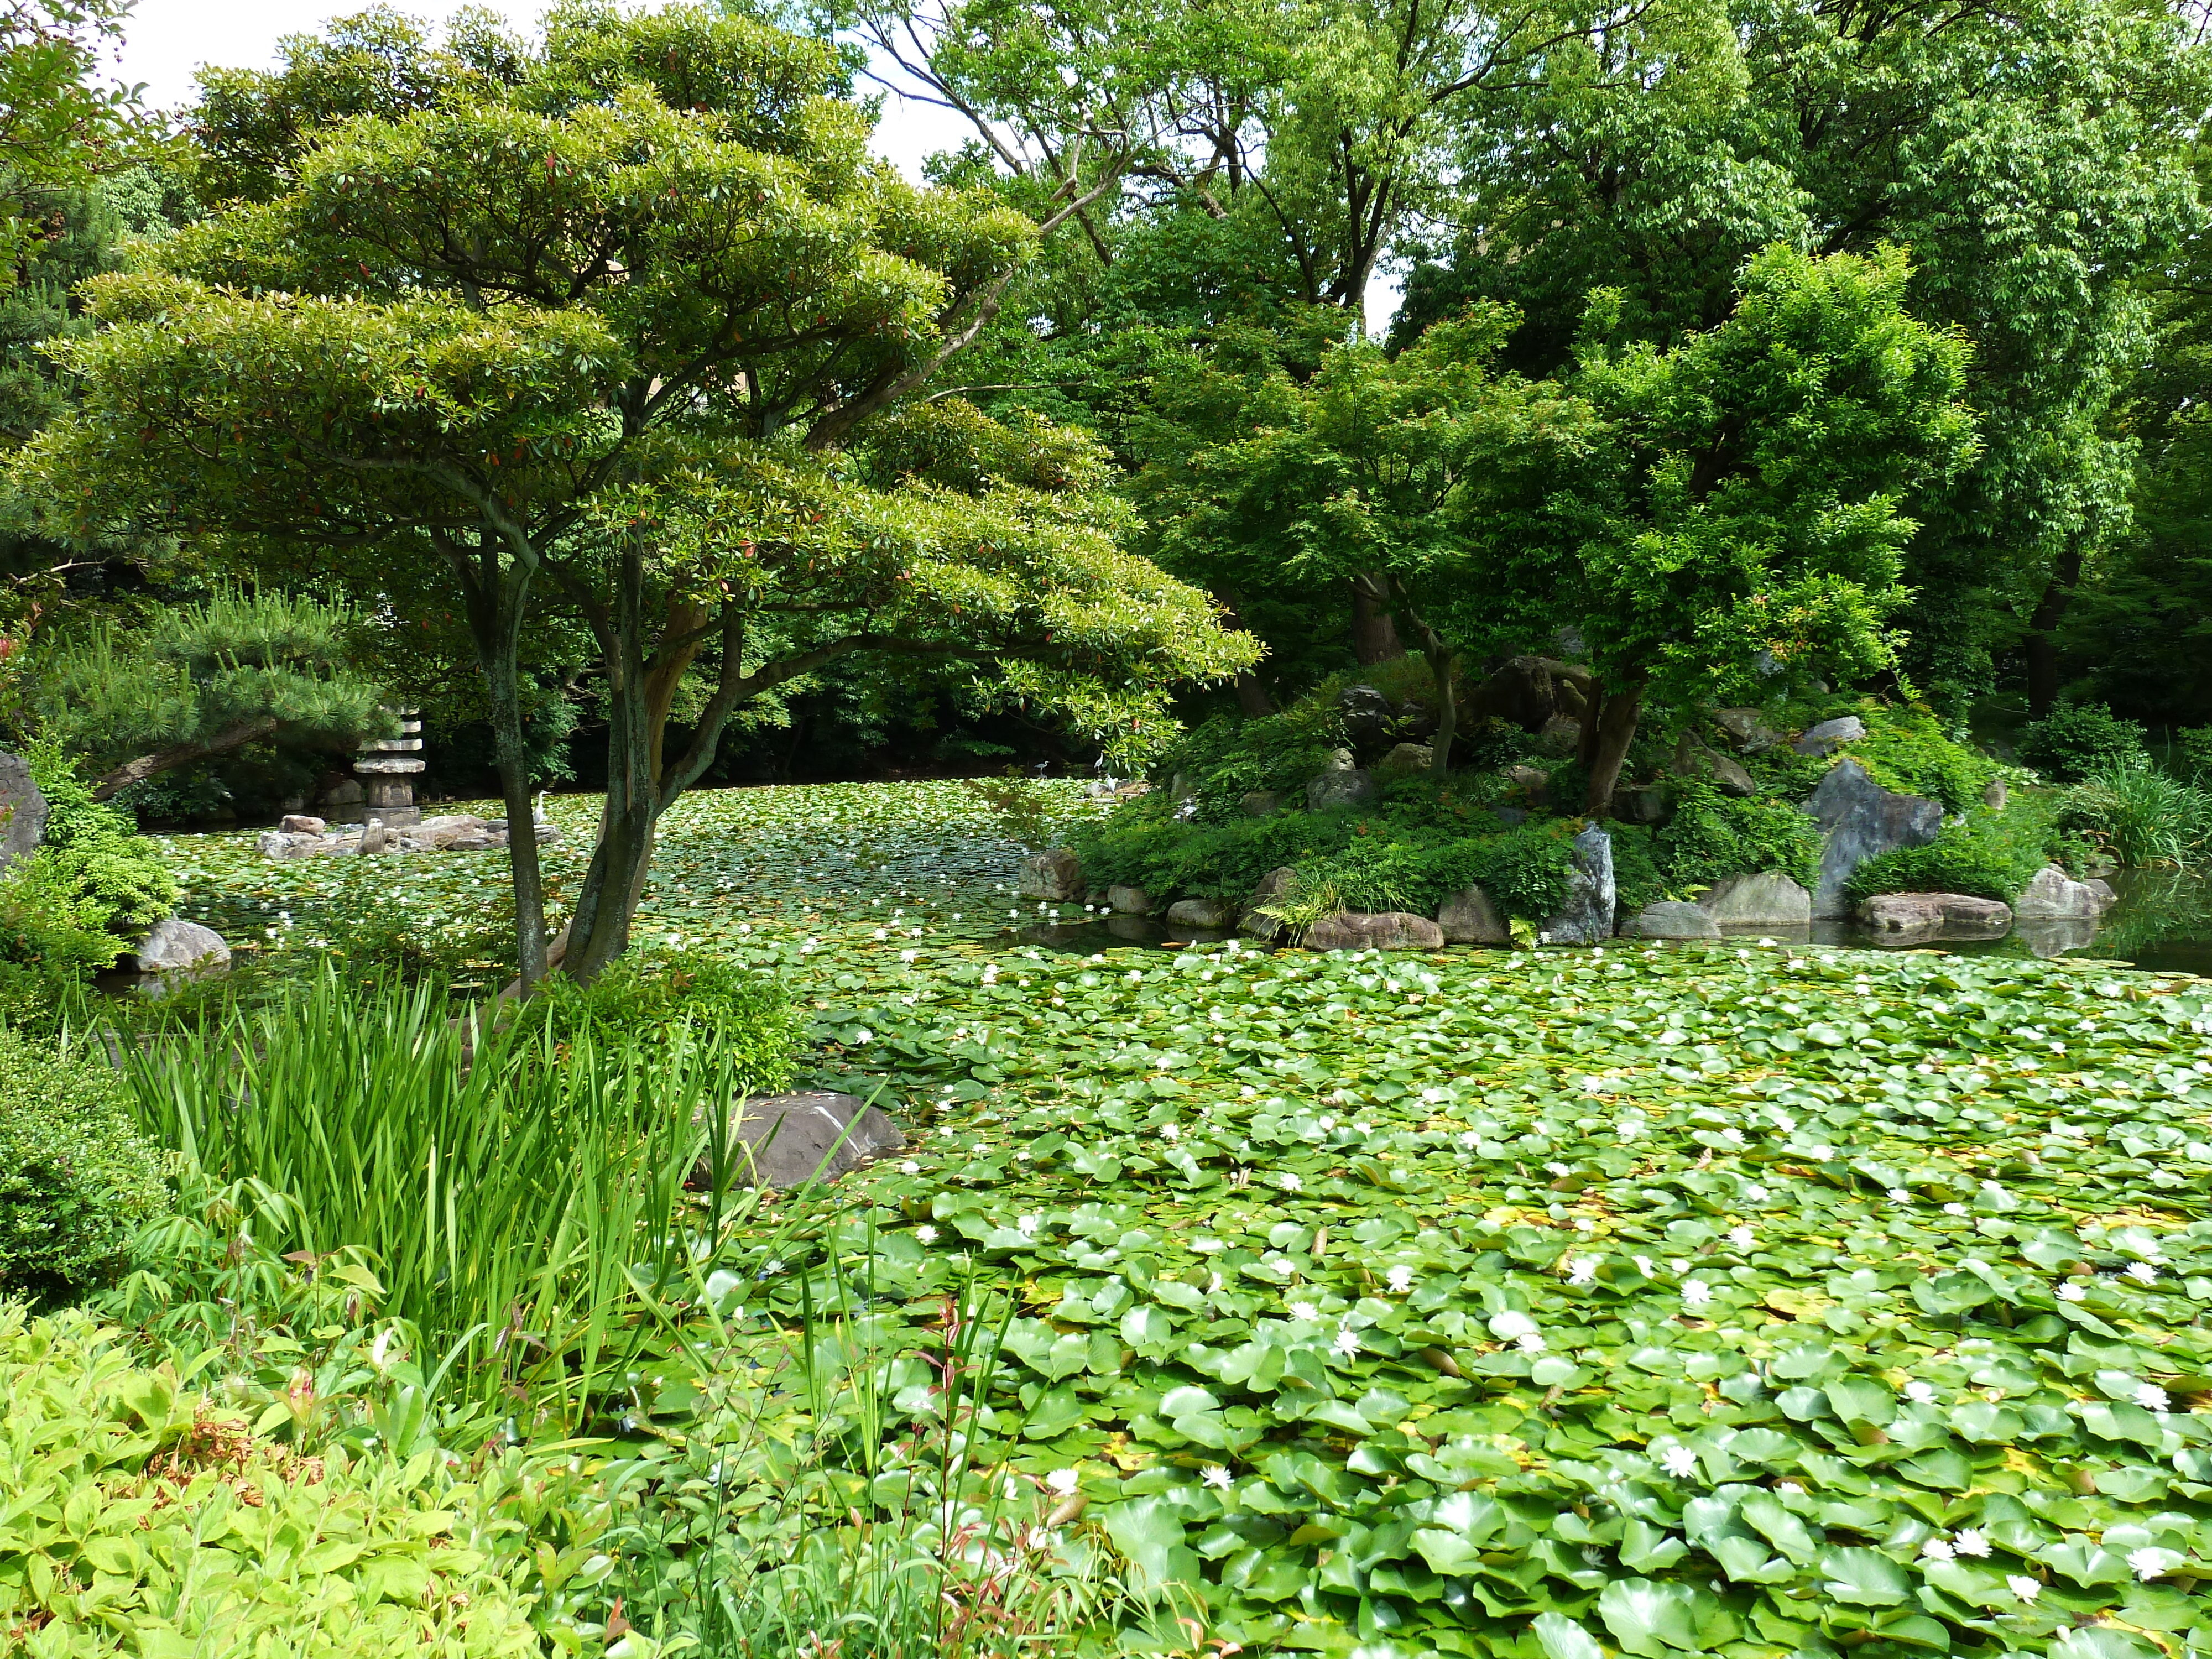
[[1351, 571, 1404, 664], [1583, 679, 1645, 818], [1400, 606, 1458, 774]]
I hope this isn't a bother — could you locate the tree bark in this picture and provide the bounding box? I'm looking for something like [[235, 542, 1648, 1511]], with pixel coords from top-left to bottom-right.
[[1351, 571, 1404, 665], [1583, 680, 1645, 818], [91, 714, 281, 801], [2024, 544, 2083, 719], [1400, 607, 1458, 774]]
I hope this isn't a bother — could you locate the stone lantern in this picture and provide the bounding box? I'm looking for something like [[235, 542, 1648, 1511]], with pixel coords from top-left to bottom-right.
[[354, 708, 424, 828]]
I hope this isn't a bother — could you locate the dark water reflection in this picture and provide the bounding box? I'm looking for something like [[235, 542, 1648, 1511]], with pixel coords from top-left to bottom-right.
[[1011, 869, 2212, 974]]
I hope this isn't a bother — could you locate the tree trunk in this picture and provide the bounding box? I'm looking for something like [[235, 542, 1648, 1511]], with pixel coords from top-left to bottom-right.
[[562, 531, 659, 988], [91, 714, 281, 801], [1583, 681, 1644, 818], [1400, 606, 1457, 774], [1351, 572, 1404, 665], [2024, 544, 2083, 719]]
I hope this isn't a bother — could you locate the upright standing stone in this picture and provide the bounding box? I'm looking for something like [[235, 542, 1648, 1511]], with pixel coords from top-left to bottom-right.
[[0, 749, 46, 876], [1802, 760, 1941, 919], [1543, 827, 1615, 945], [354, 708, 425, 829]]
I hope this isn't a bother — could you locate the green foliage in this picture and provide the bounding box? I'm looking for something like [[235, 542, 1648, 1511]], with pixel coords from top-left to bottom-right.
[[1657, 783, 1823, 894], [1849, 701, 1999, 813], [2180, 727, 2212, 785], [0, 1297, 545, 1655], [2062, 758, 2212, 870], [2021, 701, 2148, 782], [958, 768, 1077, 851], [0, 853, 125, 1031], [1606, 822, 1665, 915], [1845, 799, 2067, 904], [19, 740, 176, 930], [531, 953, 799, 1097], [0, 1027, 166, 1305]]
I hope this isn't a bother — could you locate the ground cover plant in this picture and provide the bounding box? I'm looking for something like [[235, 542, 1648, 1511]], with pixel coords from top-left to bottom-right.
[[88, 779, 2212, 1659]]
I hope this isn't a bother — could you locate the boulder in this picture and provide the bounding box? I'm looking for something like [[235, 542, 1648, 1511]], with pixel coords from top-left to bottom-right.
[[1464, 655, 1592, 732], [278, 813, 326, 836], [125, 917, 230, 977], [408, 814, 495, 851], [1165, 897, 1233, 930], [1535, 713, 1583, 758], [1858, 892, 2011, 940], [1802, 760, 1941, 919], [359, 818, 390, 855], [1321, 747, 1357, 773], [1697, 872, 1813, 927], [1018, 848, 1083, 901], [1240, 790, 1282, 818], [1338, 685, 1395, 749], [1672, 732, 1755, 797], [319, 776, 365, 808], [1492, 805, 1531, 827], [1107, 884, 1151, 916], [1542, 827, 1615, 945], [695, 1091, 905, 1191], [1501, 764, 1550, 804], [1793, 715, 1866, 758], [2085, 877, 2118, 910], [1305, 910, 1446, 951], [1306, 768, 1378, 811], [1240, 867, 1298, 941], [1615, 784, 1670, 825], [1622, 900, 1721, 940], [2013, 864, 2114, 921], [1377, 742, 1433, 775], [1396, 699, 1438, 740], [1982, 776, 2008, 812], [1167, 771, 1199, 804], [1712, 708, 1782, 753], [0, 749, 47, 877], [257, 829, 335, 859], [1437, 883, 1509, 944]]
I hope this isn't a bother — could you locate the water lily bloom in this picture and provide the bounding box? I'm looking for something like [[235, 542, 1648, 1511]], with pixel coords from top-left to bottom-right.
[[1045, 1469, 1079, 1496], [2006, 1575, 2041, 1604], [1489, 1310, 1538, 1342], [1279, 1173, 1303, 1192], [1289, 1301, 1321, 1321], [1681, 1280, 1713, 1308], [1660, 1446, 1699, 1479], [1633, 1255, 1656, 1277], [2135, 1382, 2170, 1411], [2056, 1282, 2086, 1302], [1943, 1203, 1968, 1216], [1921, 1538, 1955, 1562], [1905, 1381, 1937, 1405], [1202, 1464, 1233, 1490], [1018, 1214, 1040, 1237], [1888, 1188, 1912, 1203], [1568, 1256, 1599, 1286], [2128, 1261, 2159, 1285], [1729, 1227, 1755, 1251], [2129, 1547, 2171, 1580], [901, 1160, 920, 1175], [1954, 1529, 1990, 1557], [1516, 1331, 1547, 1354], [1387, 1265, 1416, 1293], [915, 1225, 937, 1245], [1332, 1327, 1360, 1358]]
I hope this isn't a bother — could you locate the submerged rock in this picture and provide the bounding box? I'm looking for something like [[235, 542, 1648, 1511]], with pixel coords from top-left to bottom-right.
[[1858, 892, 2012, 940], [1803, 760, 1942, 919], [1305, 911, 1446, 951]]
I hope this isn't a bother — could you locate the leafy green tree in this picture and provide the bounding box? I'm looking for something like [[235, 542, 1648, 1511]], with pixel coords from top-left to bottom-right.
[[22, 587, 393, 799], [19, 3, 1253, 987], [0, 1, 150, 269]]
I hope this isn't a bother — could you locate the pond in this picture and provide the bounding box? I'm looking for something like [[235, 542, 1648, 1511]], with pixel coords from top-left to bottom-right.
[[1015, 868, 2212, 972]]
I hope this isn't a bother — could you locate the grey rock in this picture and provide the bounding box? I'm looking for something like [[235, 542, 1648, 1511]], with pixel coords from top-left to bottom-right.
[[1712, 708, 1782, 753], [0, 750, 47, 877], [1542, 827, 1615, 945], [1858, 893, 2012, 940], [1240, 790, 1282, 818], [1803, 760, 1942, 919], [1535, 713, 1583, 758], [1305, 910, 1446, 951], [1622, 901, 1721, 940], [2015, 917, 2098, 958], [1165, 897, 1233, 930], [1616, 784, 1670, 825], [1462, 655, 1590, 732], [279, 813, 326, 836], [319, 776, 365, 808], [1338, 684, 1395, 748], [1018, 848, 1083, 901], [1697, 872, 1813, 927], [359, 818, 389, 855], [1983, 776, 2008, 812], [1672, 732, 1755, 797], [2013, 864, 2111, 921], [1793, 715, 1867, 757], [1501, 764, 1550, 804], [1437, 883, 1509, 944], [1396, 699, 1437, 740], [1493, 806, 1530, 827], [1167, 771, 1198, 803], [1377, 741, 1434, 775], [695, 1091, 905, 1191], [2084, 877, 2118, 911], [1107, 884, 1151, 915], [126, 917, 230, 976], [257, 829, 334, 859], [1240, 867, 1299, 941], [1322, 747, 1358, 773], [1306, 768, 1378, 811]]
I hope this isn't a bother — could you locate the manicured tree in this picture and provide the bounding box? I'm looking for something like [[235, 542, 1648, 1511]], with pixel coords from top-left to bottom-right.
[[18, 4, 1253, 987], [1564, 246, 1978, 811]]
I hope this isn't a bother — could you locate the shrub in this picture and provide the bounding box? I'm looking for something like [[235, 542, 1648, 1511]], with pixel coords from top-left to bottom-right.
[[2020, 701, 2147, 782], [0, 1027, 168, 1304], [0, 1299, 544, 1656], [1851, 701, 1997, 812], [1843, 799, 2065, 905], [1608, 823, 1665, 915], [1658, 784, 1823, 893], [0, 855, 128, 1032], [1431, 818, 1585, 920], [532, 952, 800, 1094], [2060, 758, 2212, 869], [16, 741, 178, 935], [2176, 726, 2212, 786]]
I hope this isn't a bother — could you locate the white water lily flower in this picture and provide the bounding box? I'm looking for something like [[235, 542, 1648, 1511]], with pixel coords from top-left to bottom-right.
[[1953, 1529, 1990, 1558], [2135, 1382, 2170, 1411], [1905, 1380, 1937, 1405], [915, 1225, 937, 1245], [1660, 1445, 1699, 1479], [2056, 1281, 2086, 1302], [901, 1160, 920, 1175], [1289, 1301, 1321, 1322], [1332, 1327, 1360, 1358], [1729, 1227, 1755, 1251], [1045, 1468, 1079, 1496], [1943, 1203, 1968, 1216], [1545, 1161, 1572, 1177], [1667, 1259, 1692, 1277], [1888, 1187, 1912, 1203], [1634, 1255, 1656, 1277], [1516, 1331, 1547, 1354], [2006, 1575, 2041, 1604], [1018, 1214, 1040, 1237], [1279, 1173, 1303, 1192], [1681, 1280, 1713, 1308], [2128, 1261, 2159, 1285], [1921, 1537, 1955, 1562], [1568, 1256, 1599, 1286], [2129, 1547, 2175, 1581], [1745, 1185, 1770, 1203], [1386, 1265, 1416, 1294]]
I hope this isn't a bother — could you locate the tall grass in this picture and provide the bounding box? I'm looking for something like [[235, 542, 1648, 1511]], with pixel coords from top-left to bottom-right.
[[116, 969, 742, 1423], [2063, 757, 2212, 869]]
